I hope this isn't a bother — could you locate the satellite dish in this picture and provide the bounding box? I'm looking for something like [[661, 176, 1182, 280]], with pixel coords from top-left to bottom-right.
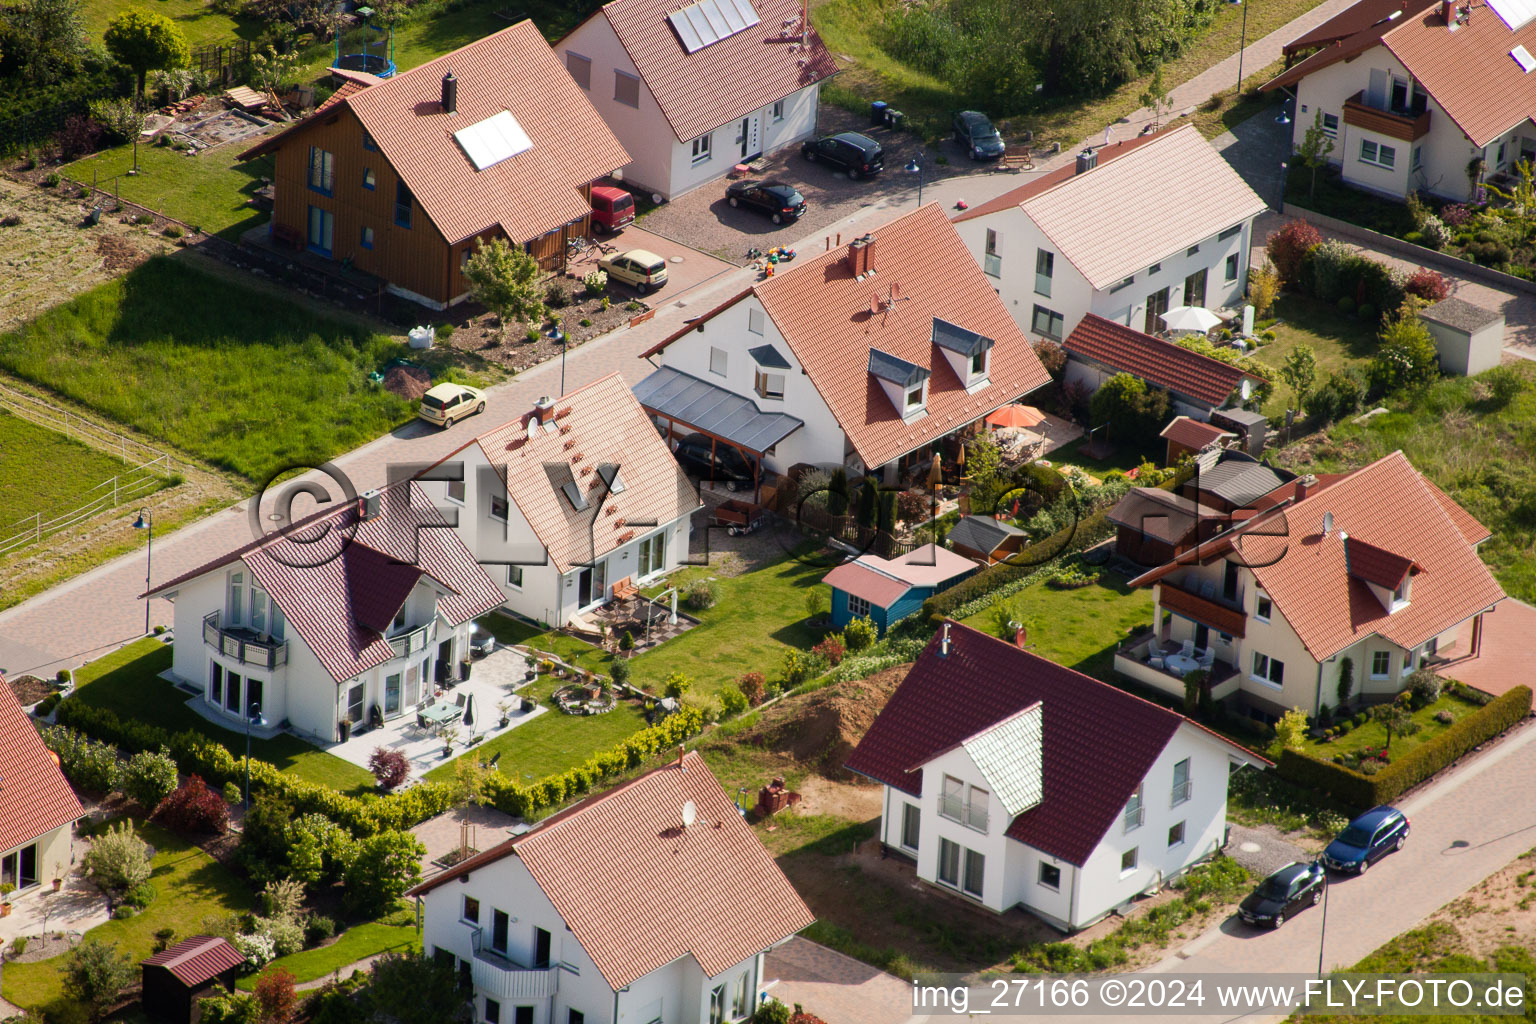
[[870, 295, 882, 315], [1323, 511, 1334, 536], [681, 800, 697, 828]]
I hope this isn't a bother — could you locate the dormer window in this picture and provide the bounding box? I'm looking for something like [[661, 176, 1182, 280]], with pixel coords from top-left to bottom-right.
[[391, 604, 407, 632], [906, 383, 926, 410], [868, 348, 931, 420], [931, 317, 994, 392]]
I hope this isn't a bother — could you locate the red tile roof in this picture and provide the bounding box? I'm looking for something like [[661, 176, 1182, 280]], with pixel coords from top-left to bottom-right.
[[951, 131, 1165, 224], [1132, 452, 1505, 660], [1064, 315, 1257, 408], [1267, 0, 1536, 147], [845, 623, 1263, 866], [584, 0, 838, 143], [649, 204, 1051, 469], [244, 22, 630, 245], [1281, 0, 1434, 56], [148, 482, 505, 682], [0, 679, 83, 857], [1160, 415, 1234, 451], [408, 752, 813, 989], [141, 936, 246, 985], [461, 374, 699, 575], [1345, 536, 1421, 589]]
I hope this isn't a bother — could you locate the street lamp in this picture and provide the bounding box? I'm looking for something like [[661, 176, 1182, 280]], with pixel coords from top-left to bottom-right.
[[1316, 862, 1331, 979], [548, 325, 567, 395], [1275, 97, 1292, 125], [243, 701, 266, 810], [132, 508, 152, 635], [1233, 0, 1250, 98], [905, 155, 925, 207]]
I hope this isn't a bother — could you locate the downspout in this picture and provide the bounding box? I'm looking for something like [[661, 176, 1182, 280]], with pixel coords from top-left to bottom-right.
[[613, 988, 620, 1024], [1314, 660, 1324, 715], [1068, 861, 1079, 930], [881, 784, 892, 849]]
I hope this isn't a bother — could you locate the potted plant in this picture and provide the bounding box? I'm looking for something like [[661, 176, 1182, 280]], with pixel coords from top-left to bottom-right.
[[524, 654, 537, 680], [520, 696, 535, 713], [437, 724, 459, 758], [497, 700, 511, 728], [338, 718, 352, 743], [53, 876, 63, 892], [460, 657, 473, 680], [1, 882, 14, 916]]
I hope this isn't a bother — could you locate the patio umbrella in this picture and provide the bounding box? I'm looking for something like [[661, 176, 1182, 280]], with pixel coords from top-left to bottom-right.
[[1160, 306, 1223, 333], [462, 692, 475, 728], [985, 403, 1048, 430], [927, 451, 944, 487]]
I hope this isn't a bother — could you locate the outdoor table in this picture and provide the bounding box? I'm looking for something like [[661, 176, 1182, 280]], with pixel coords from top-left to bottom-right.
[[1165, 653, 1200, 676], [419, 702, 464, 727]]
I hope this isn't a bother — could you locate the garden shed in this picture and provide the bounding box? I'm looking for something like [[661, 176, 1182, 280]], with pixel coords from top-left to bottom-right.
[[141, 936, 245, 1024], [823, 543, 979, 635], [1419, 298, 1503, 377]]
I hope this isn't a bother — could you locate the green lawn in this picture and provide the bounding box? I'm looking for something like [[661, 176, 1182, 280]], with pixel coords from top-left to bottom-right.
[[75, 638, 377, 793], [1188, 60, 1287, 140], [81, 0, 253, 47], [0, 256, 419, 482], [0, 821, 253, 1015], [0, 408, 174, 532], [957, 569, 1153, 681], [235, 908, 420, 990], [1251, 294, 1379, 420], [65, 143, 275, 242], [1304, 693, 1486, 760]]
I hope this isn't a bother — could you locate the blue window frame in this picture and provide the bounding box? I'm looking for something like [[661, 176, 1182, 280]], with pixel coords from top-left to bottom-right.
[[360, 225, 374, 249], [307, 146, 334, 195], [307, 205, 334, 257], [394, 181, 413, 229], [362, 167, 376, 190]]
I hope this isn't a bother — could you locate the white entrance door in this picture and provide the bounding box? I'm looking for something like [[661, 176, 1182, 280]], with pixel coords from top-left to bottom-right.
[[740, 115, 761, 159]]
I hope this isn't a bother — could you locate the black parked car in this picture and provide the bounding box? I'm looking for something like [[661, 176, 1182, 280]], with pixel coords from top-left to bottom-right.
[[801, 131, 884, 179], [952, 110, 1005, 160], [1322, 805, 1410, 874], [671, 434, 758, 490], [1238, 861, 1327, 929], [724, 179, 807, 224]]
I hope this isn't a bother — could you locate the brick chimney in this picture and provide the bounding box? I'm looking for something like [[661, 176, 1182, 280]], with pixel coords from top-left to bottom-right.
[[1014, 624, 1028, 649], [1296, 473, 1318, 501], [846, 233, 875, 278], [1441, 0, 1454, 24], [533, 395, 555, 426], [441, 71, 457, 114]]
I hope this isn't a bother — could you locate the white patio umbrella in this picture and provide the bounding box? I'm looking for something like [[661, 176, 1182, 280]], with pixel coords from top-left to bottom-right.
[[1160, 305, 1224, 333]]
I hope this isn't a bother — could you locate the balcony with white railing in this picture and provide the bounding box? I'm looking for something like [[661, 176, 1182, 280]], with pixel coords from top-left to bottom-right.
[[1170, 780, 1192, 807], [939, 794, 988, 832], [1123, 805, 1144, 833], [471, 945, 559, 1002], [203, 611, 287, 670], [387, 619, 438, 659]]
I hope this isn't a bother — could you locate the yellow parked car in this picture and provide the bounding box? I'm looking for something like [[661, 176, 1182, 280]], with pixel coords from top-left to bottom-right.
[[598, 249, 668, 295], [418, 383, 486, 428]]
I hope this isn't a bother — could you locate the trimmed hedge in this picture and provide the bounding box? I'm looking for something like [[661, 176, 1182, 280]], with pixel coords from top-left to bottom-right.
[[1276, 685, 1531, 808], [54, 697, 704, 832], [921, 465, 1194, 622]]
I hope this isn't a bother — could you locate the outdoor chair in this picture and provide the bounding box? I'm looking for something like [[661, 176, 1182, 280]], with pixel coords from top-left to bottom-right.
[[1148, 654, 1165, 670], [1179, 640, 1195, 658], [455, 693, 467, 708], [1198, 648, 1215, 670], [1199, 581, 1216, 600], [417, 712, 428, 729]]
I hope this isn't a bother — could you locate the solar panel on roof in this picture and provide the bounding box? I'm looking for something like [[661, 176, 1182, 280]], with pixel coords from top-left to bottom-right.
[[453, 110, 532, 171], [667, 0, 760, 52], [1489, 0, 1536, 30]]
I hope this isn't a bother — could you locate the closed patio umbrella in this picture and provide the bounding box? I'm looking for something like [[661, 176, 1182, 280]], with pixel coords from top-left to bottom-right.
[[1160, 306, 1223, 333]]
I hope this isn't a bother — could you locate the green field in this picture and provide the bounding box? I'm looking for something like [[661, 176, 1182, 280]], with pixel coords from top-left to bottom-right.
[[75, 638, 377, 793], [81, 0, 252, 47], [1251, 294, 1379, 420], [0, 256, 418, 482], [65, 143, 275, 242], [0, 821, 253, 1015], [0, 408, 172, 535]]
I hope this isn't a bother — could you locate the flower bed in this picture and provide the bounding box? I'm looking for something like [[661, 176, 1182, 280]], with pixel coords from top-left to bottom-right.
[[553, 683, 618, 716]]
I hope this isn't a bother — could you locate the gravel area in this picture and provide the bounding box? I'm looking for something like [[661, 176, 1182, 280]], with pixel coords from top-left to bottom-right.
[[637, 105, 1025, 264], [1226, 822, 1314, 879]]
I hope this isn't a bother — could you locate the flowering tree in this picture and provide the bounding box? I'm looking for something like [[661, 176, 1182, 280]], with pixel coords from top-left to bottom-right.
[[367, 746, 410, 790]]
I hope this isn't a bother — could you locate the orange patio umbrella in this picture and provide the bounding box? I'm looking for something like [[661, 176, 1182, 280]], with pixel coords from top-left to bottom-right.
[[985, 403, 1047, 429]]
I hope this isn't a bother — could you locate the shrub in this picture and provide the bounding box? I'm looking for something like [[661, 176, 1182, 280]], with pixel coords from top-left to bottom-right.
[[843, 615, 877, 652], [608, 657, 632, 687], [343, 831, 425, 914], [254, 915, 305, 958], [1337, 721, 1352, 735], [582, 269, 608, 295], [1306, 369, 1365, 423], [200, 991, 261, 1024], [1407, 667, 1442, 706], [1307, 239, 1362, 302], [40, 171, 61, 188], [259, 877, 306, 922], [223, 780, 242, 804], [1089, 372, 1170, 446], [1032, 338, 1066, 379], [1354, 712, 1368, 727], [804, 587, 829, 620], [755, 999, 793, 1024], [719, 684, 749, 717], [739, 672, 767, 706], [1435, 709, 1456, 725], [1248, 260, 1281, 318], [64, 939, 136, 1020], [811, 634, 846, 667], [682, 579, 718, 611], [235, 931, 277, 970], [124, 748, 179, 808], [662, 671, 691, 698], [1405, 267, 1451, 303], [1266, 219, 1322, 286], [1357, 302, 1376, 323], [255, 966, 299, 1024], [523, 326, 540, 343], [154, 775, 231, 833], [1482, 365, 1527, 406], [780, 649, 827, 688], [619, 630, 635, 651], [1337, 295, 1356, 315], [83, 821, 153, 895], [1369, 314, 1441, 395], [1420, 214, 1450, 250], [304, 914, 336, 947], [1441, 203, 1473, 227], [122, 881, 156, 909], [43, 726, 121, 794], [544, 282, 569, 308], [435, 323, 454, 340], [367, 747, 410, 790], [163, 224, 184, 239], [58, 114, 102, 159]]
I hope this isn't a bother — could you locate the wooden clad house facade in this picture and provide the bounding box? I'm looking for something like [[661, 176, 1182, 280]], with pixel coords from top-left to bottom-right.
[[241, 22, 630, 309]]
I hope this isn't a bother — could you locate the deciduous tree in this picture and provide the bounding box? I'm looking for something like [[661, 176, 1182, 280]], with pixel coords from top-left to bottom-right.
[[1279, 344, 1318, 413], [104, 10, 189, 101], [62, 939, 136, 1021], [462, 237, 545, 338], [1296, 111, 1335, 200]]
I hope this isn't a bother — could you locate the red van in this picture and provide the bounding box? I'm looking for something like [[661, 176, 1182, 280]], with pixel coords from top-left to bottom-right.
[[590, 186, 635, 234]]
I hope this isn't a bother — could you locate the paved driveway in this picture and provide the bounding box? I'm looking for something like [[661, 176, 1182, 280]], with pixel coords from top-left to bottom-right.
[[765, 936, 917, 1024], [1433, 598, 1536, 698]]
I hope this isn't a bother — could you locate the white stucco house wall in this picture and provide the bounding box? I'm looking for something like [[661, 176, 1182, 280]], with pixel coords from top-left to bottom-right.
[[147, 482, 506, 744], [846, 621, 1269, 932], [951, 125, 1267, 344], [0, 681, 84, 903], [1115, 451, 1505, 719], [633, 203, 1051, 485], [407, 751, 813, 1024], [428, 373, 700, 629], [557, 0, 837, 200], [1265, 0, 1536, 201]]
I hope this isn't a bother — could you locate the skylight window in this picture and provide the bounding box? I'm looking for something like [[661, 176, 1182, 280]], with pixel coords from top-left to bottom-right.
[[1489, 0, 1536, 30], [667, 0, 760, 53], [454, 110, 533, 171], [561, 480, 589, 511], [1514, 44, 1536, 73], [598, 464, 627, 494]]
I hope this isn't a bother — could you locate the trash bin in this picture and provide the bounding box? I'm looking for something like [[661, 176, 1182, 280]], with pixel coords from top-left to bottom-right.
[[870, 100, 887, 126], [885, 109, 906, 130]]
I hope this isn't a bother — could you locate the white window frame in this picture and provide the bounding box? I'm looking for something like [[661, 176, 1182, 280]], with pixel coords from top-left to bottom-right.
[[1031, 305, 1064, 340], [937, 836, 961, 887], [691, 133, 713, 165], [905, 381, 927, 411], [462, 895, 480, 924], [709, 346, 728, 377], [1255, 593, 1272, 622], [771, 99, 784, 122], [446, 479, 466, 504], [490, 494, 510, 522], [1171, 759, 1191, 807], [1168, 820, 1186, 847], [1121, 847, 1139, 874], [1359, 139, 1396, 169], [1224, 252, 1240, 284], [962, 847, 985, 898], [1038, 861, 1061, 890], [1321, 112, 1339, 138], [1250, 651, 1284, 689], [847, 593, 871, 619], [1123, 784, 1144, 832], [507, 564, 524, 590], [1370, 650, 1392, 679], [1034, 249, 1054, 297], [900, 802, 920, 851], [754, 369, 785, 400]]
